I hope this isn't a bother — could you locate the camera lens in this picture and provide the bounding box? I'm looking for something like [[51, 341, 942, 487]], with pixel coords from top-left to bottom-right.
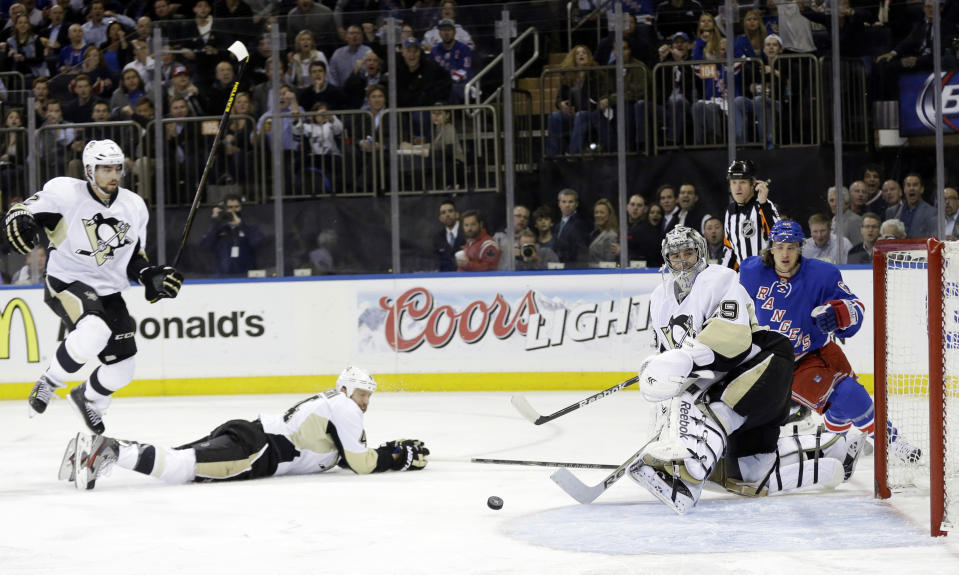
[[522, 245, 535, 258]]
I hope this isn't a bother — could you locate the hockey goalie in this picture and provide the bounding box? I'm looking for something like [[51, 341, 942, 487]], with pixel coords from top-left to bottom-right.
[[629, 227, 867, 513]]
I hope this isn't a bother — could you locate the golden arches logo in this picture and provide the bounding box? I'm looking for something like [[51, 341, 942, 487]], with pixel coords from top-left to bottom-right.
[[0, 298, 40, 363]]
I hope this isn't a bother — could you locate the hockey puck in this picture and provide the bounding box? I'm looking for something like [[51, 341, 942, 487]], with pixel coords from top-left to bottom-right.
[[487, 496, 503, 510]]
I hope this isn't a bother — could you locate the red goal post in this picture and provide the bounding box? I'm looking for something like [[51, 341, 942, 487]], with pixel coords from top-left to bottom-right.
[[872, 238, 956, 537]]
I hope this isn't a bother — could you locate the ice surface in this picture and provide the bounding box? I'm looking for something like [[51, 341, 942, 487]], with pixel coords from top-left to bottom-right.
[[1, 390, 958, 574]]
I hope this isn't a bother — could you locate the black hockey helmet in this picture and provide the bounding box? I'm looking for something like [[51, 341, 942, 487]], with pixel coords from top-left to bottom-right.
[[727, 159, 756, 181]]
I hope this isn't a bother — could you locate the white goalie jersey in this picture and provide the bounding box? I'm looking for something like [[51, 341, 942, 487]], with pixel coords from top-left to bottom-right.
[[18, 177, 149, 295], [259, 389, 380, 476], [650, 264, 762, 371]]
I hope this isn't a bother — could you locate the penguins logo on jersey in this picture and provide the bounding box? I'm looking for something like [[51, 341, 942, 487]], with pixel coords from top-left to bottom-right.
[[74, 213, 132, 266], [659, 314, 695, 350]]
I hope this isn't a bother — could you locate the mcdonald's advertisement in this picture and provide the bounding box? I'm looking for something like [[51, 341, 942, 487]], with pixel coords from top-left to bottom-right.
[[0, 269, 878, 392]]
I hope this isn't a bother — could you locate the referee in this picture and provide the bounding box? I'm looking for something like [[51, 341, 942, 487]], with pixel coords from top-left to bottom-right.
[[723, 160, 780, 266]]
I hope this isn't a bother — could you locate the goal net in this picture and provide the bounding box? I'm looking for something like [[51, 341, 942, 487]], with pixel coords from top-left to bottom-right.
[[874, 238, 959, 537]]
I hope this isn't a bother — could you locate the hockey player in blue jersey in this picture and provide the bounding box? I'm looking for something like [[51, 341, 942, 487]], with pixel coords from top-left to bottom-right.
[[738, 220, 921, 463]]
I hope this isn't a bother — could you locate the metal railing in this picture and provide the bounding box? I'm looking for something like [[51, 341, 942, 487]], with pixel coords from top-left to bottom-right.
[[648, 55, 823, 152], [375, 104, 500, 195], [35, 121, 142, 184], [822, 57, 869, 147], [0, 126, 27, 207], [771, 54, 822, 148], [540, 62, 651, 157], [251, 109, 378, 200], [140, 115, 261, 207], [649, 58, 766, 152], [464, 26, 540, 110], [566, 0, 614, 53], [0, 72, 27, 106]]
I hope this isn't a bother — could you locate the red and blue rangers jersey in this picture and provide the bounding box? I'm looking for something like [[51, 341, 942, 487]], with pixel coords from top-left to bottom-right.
[[431, 40, 472, 83], [738, 255, 864, 356]]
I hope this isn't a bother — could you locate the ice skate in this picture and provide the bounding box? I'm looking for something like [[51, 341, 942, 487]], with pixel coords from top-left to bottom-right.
[[842, 433, 869, 481], [628, 459, 700, 514], [889, 432, 922, 464], [28, 374, 63, 416], [68, 384, 106, 434], [74, 433, 119, 490]]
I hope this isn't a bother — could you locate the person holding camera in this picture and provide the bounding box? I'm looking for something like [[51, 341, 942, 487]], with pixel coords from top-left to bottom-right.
[[722, 159, 780, 266], [515, 228, 558, 271], [199, 194, 263, 277]]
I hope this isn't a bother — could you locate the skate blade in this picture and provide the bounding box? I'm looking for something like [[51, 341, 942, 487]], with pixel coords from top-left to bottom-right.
[[58, 435, 78, 481], [628, 463, 692, 515], [73, 433, 94, 491]]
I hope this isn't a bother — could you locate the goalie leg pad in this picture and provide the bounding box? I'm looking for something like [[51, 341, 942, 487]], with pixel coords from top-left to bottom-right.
[[629, 390, 728, 512]]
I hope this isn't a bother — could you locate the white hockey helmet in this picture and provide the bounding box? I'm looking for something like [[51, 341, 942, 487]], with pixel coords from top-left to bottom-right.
[[337, 366, 377, 397], [83, 139, 126, 185], [661, 226, 708, 301]]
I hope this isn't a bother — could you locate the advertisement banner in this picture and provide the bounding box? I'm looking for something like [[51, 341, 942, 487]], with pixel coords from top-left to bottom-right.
[[898, 71, 959, 137], [0, 269, 878, 392], [356, 274, 661, 373]]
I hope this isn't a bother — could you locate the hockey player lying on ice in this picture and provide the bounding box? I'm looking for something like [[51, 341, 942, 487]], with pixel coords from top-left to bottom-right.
[[60, 367, 430, 490], [628, 226, 868, 514]]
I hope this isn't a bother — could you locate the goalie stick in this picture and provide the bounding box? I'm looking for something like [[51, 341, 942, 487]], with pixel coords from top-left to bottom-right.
[[549, 371, 718, 504], [471, 457, 617, 470], [510, 375, 639, 425], [550, 438, 657, 504]]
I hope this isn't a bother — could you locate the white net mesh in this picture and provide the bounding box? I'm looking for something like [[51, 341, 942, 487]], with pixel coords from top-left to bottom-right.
[[884, 250, 931, 490], [883, 245, 959, 533], [941, 243, 959, 532]]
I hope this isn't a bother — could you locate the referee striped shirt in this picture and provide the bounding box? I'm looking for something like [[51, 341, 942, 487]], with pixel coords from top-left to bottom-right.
[[724, 197, 780, 264]]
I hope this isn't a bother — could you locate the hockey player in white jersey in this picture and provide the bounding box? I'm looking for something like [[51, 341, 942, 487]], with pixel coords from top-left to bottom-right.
[[59, 366, 430, 489], [628, 226, 866, 513], [2, 140, 183, 433]]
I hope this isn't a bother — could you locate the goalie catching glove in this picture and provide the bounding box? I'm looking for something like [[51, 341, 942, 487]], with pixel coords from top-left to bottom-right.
[[811, 299, 861, 334], [139, 265, 183, 303], [3, 207, 41, 255], [382, 439, 430, 471]]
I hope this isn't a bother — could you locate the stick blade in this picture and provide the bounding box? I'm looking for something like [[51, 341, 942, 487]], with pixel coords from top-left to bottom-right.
[[510, 395, 546, 425], [550, 468, 604, 504], [228, 41, 250, 63]]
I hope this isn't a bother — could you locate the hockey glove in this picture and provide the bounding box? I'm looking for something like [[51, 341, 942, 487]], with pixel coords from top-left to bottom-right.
[[639, 348, 694, 402], [383, 439, 426, 451], [140, 265, 184, 303], [3, 207, 40, 255], [388, 440, 430, 471], [811, 299, 860, 334]]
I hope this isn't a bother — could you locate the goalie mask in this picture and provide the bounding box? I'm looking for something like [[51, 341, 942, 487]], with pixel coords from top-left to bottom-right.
[[661, 226, 708, 302], [337, 366, 377, 398], [83, 139, 126, 195]]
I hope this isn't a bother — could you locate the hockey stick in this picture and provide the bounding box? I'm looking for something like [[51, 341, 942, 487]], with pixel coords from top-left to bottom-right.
[[549, 370, 720, 504], [172, 41, 250, 268], [471, 457, 617, 470], [550, 439, 655, 504], [510, 375, 639, 425]]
